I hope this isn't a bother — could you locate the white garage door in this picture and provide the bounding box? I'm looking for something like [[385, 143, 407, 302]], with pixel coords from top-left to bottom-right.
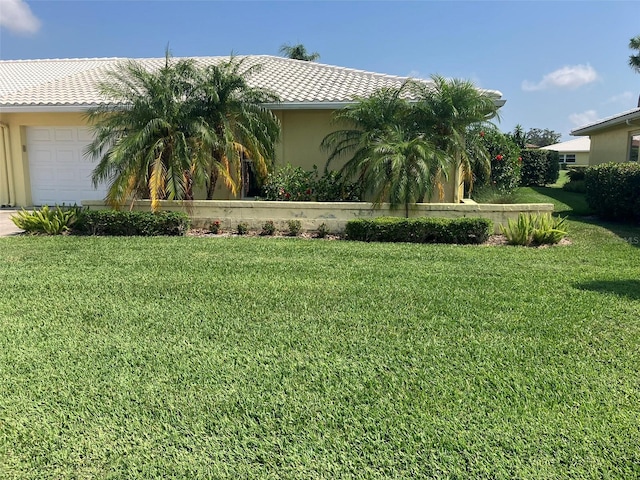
[[27, 126, 108, 206]]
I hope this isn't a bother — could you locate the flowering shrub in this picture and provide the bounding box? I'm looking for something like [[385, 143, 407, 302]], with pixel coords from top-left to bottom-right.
[[468, 128, 521, 196], [261, 164, 361, 201], [209, 220, 222, 234]]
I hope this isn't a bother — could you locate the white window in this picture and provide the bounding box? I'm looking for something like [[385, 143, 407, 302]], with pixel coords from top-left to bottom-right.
[[558, 154, 576, 163], [629, 132, 640, 162]]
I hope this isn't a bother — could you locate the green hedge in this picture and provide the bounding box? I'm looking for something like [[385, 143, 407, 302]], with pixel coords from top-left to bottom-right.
[[520, 149, 560, 186], [585, 162, 640, 222], [73, 210, 190, 236], [345, 217, 492, 244]]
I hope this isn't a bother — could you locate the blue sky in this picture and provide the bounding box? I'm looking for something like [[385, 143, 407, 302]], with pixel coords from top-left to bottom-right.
[[1, 0, 639, 140]]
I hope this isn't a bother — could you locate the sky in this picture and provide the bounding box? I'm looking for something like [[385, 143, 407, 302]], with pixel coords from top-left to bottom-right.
[[0, 0, 639, 141]]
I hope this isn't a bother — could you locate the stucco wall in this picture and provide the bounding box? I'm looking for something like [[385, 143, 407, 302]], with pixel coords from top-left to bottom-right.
[[84, 199, 554, 234], [588, 123, 640, 165], [1, 109, 464, 206], [0, 112, 88, 206], [575, 151, 590, 166]]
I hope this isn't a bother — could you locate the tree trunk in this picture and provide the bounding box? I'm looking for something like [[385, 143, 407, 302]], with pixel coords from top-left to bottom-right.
[[207, 169, 218, 200]]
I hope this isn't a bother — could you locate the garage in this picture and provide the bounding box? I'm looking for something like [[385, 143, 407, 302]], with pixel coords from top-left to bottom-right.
[[27, 126, 108, 206]]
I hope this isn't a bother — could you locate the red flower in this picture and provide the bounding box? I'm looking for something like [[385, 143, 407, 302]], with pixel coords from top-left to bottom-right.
[[496, 154, 503, 161], [284, 192, 291, 200], [518, 157, 523, 163], [305, 188, 312, 195], [479, 131, 485, 138]]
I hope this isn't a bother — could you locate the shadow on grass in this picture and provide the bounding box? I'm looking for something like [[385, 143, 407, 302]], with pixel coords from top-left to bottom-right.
[[574, 279, 640, 301], [530, 186, 592, 216]]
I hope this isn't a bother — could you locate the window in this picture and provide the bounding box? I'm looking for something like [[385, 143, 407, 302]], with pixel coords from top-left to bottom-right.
[[629, 132, 640, 162], [558, 154, 576, 163]]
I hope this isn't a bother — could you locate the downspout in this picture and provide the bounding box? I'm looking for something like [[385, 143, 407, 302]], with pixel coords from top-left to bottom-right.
[[0, 122, 16, 207]]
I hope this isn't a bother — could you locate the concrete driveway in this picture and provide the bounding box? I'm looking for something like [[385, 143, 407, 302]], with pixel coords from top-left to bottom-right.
[[0, 210, 23, 236]]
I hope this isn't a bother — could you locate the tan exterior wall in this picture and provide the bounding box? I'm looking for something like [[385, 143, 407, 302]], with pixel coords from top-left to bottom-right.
[[588, 123, 640, 165], [1, 109, 464, 206], [0, 112, 88, 206], [574, 151, 590, 166], [84, 199, 554, 234]]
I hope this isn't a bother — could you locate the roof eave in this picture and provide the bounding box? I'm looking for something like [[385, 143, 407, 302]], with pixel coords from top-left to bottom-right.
[[1, 96, 506, 113], [0, 104, 99, 113], [571, 109, 640, 136]]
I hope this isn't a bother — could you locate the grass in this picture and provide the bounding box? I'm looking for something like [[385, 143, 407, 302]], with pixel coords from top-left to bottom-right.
[[1, 196, 639, 477]]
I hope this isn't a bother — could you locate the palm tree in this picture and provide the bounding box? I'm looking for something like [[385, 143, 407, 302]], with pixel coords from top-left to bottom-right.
[[321, 84, 412, 177], [322, 84, 448, 211], [192, 57, 281, 199], [409, 75, 500, 201], [86, 52, 203, 211], [509, 124, 528, 149], [279, 43, 320, 62], [86, 53, 281, 210], [629, 35, 640, 73], [361, 126, 445, 217]]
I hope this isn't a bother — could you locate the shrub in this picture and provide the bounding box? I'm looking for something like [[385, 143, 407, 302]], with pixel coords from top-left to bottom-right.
[[344, 217, 492, 244], [315, 222, 330, 238], [562, 179, 586, 193], [11, 204, 82, 235], [261, 220, 276, 236], [261, 164, 362, 202], [585, 162, 640, 222], [73, 210, 190, 236], [312, 168, 362, 202], [236, 223, 249, 235], [209, 220, 222, 234], [287, 220, 302, 236], [261, 164, 314, 201], [500, 213, 567, 246], [566, 168, 587, 181], [520, 149, 560, 186], [469, 128, 521, 196]]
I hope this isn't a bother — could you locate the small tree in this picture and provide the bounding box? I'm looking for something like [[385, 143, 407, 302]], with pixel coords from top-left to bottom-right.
[[279, 43, 320, 62], [526, 128, 561, 147]]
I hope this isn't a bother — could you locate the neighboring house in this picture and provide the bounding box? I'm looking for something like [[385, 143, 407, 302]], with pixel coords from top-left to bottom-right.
[[0, 55, 505, 208], [540, 137, 590, 166], [571, 107, 640, 165]]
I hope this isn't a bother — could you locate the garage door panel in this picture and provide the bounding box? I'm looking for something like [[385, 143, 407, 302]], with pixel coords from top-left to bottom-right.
[[53, 128, 75, 142], [77, 128, 94, 142], [28, 128, 52, 142], [27, 126, 108, 206]]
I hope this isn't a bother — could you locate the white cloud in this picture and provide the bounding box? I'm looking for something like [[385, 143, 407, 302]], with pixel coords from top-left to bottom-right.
[[522, 64, 599, 92], [0, 0, 41, 35], [569, 110, 599, 127], [605, 91, 635, 106]]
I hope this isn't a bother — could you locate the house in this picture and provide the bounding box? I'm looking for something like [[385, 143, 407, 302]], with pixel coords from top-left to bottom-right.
[[540, 137, 590, 166], [571, 107, 640, 165], [0, 55, 505, 208]]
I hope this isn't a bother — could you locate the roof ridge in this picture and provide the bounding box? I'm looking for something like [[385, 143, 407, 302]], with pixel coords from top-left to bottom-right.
[[0, 57, 126, 64], [0, 55, 416, 82]]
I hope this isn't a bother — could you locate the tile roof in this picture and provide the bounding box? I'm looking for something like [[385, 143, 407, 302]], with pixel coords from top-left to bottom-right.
[[0, 55, 504, 110], [540, 137, 590, 152]]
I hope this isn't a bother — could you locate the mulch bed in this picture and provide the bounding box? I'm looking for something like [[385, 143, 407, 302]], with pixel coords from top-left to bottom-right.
[[186, 229, 571, 247]]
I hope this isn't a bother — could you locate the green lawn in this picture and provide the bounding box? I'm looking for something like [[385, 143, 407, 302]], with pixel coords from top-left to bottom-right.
[[1, 198, 639, 477]]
